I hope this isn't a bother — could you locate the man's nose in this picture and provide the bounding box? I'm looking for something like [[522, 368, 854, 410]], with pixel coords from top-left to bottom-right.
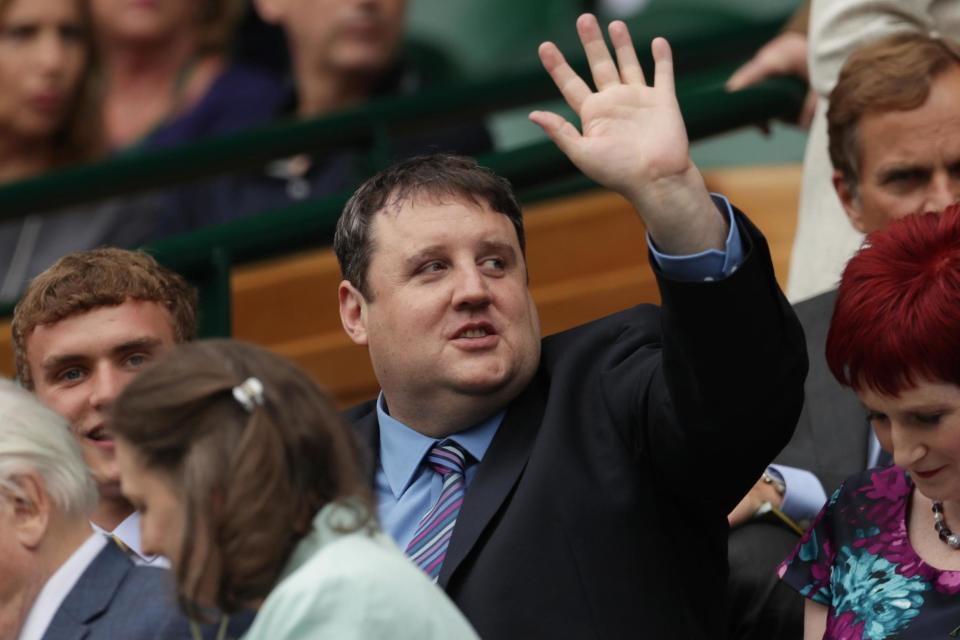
[[921, 174, 960, 213], [89, 365, 123, 410], [452, 266, 491, 309]]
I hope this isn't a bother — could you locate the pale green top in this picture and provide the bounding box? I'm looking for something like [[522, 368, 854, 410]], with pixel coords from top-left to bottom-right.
[[242, 501, 478, 640]]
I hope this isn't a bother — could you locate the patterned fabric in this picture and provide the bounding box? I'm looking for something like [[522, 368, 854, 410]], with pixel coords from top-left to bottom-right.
[[779, 466, 960, 639], [406, 441, 468, 581]]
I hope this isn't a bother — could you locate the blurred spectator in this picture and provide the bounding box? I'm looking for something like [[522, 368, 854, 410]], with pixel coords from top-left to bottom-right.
[[787, 0, 960, 301], [0, 0, 97, 181], [0, 379, 192, 639], [151, 0, 492, 239], [0, 0, 151, 304], [93, 0, 283, 149]]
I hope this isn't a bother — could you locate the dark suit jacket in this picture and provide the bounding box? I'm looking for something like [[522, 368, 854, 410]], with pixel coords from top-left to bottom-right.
[[773, 288, 869, 497], [42, 540, 254, 640], [42, 541, 181, 640], [350, 212, 807, 639]]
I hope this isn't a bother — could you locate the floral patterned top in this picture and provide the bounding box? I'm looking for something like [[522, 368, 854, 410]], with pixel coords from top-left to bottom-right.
[[779, 466, 960, 639]]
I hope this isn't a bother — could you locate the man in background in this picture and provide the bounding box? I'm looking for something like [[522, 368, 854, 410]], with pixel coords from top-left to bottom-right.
[[11, 248, 197, 565]]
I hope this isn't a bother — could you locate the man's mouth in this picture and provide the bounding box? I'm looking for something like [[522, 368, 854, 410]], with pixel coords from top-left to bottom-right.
[[85, 426, 113, 443], [459, 327, 491, 338]]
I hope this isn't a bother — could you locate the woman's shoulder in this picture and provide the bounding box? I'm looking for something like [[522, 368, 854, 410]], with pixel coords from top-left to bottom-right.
[[247, 507, 477, 639], [834, 465, 911, 506]]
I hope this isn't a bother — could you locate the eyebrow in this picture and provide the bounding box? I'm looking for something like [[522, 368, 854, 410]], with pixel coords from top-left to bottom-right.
[[41, 336, 165, 373]]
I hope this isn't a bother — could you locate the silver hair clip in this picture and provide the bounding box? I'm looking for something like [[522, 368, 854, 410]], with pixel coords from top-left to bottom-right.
[[232, 377, 265, 412]]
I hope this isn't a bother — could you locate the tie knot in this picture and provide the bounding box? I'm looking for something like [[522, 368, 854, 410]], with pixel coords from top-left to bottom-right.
[[427, 440, 467, 476]]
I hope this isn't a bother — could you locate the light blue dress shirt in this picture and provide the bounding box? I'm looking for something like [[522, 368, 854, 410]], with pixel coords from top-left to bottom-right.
[[375, 193, 747, 544], [769, 430, 883, 522]]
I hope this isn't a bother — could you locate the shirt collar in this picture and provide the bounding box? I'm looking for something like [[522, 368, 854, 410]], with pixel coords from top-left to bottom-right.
[[91, 511, 164, 566], [376, 392, 505, 499]]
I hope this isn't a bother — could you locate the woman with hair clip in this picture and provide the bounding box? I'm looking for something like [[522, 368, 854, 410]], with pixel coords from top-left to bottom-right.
[[779, 203, 960, 639], [110, 339, 477, 640]]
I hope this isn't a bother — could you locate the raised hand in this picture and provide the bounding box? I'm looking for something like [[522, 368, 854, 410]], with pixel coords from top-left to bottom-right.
[[530, 14, 726, 255]]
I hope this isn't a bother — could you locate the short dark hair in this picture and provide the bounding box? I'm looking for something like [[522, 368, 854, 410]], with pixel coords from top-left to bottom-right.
[[827, 203, 960, 395], [334, 153, 526, 299], [13, 248, 197, 389], [110, 339, 373, 619], [828, 32, 960, 190]]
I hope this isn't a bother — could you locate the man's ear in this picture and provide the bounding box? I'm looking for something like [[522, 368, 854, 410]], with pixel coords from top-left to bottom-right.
[[833, 169, 868, 233], [338, 281, 369, 346], [252, 0, 284, 25], [8, 473, 50, 550]]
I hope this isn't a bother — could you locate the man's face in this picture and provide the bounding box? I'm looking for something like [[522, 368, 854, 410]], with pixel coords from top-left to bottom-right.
[[0, 484, 44, 638], [26, 299, 177, 501], [266, 0, 406, 77], [339, 196, 541, 429], [835, 66, 960, 232]]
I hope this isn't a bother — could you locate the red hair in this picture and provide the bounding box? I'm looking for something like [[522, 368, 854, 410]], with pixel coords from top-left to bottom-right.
[[827, 203, 960, 395]]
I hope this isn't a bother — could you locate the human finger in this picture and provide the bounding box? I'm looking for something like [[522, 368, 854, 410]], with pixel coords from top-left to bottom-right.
[[538, 41, 593, 113], [576, 13, 621, 90], [608, 20, 644, 85], [529, 110, 583, 162], [725, 56, 770, 91], [650, 37, 675, 96]]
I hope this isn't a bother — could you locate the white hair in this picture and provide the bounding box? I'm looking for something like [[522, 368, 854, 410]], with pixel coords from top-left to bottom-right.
[[0, 379, 97, 517]]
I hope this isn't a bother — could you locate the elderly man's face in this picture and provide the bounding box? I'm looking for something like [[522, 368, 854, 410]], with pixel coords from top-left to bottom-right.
[[0, 486, 44, 638], [836, 66, 960, 232]]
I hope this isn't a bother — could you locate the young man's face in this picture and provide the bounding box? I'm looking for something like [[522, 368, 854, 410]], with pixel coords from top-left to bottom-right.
[[835, 65, 960, 232], [25, 299, 177, 502]]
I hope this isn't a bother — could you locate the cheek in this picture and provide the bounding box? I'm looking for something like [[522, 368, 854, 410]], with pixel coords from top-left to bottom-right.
[[35, 386, 85, 426]]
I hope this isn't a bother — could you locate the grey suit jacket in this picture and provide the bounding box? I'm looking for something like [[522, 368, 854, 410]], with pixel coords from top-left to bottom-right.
[[42, 540, 184, 640], [774, 288, 870, 496]]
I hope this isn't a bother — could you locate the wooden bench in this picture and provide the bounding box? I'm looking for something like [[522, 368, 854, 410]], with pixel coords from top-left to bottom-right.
[[0, 164, 801, 407]]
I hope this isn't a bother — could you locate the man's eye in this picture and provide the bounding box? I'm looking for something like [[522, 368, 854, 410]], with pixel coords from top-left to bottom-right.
[[866, 411, 888, 425], [126, 353, 149, 367], [421, 261, 446, 273], [885, 170, 927, 186], [482, 258, 505, 270], [58, 368, 84, 383]]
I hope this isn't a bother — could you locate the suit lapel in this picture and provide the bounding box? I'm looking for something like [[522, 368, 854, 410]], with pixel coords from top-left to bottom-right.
[[437, 372, 547, 588], [43, 541, 131, 640], [352, 403, 380, 487]]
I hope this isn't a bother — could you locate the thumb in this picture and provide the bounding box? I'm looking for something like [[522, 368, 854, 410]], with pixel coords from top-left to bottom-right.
[[529, 110, 582, 161]]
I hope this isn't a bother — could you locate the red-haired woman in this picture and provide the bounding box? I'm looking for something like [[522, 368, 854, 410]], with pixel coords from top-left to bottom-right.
[[779, 203, 960, 639]]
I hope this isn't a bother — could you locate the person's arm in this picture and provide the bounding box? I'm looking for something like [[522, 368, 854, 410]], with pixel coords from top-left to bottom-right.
[[803, 599, 828, 640], [728, 464, 827, 528], [725, 30, 815, 129], [532, 14, 807, 514]]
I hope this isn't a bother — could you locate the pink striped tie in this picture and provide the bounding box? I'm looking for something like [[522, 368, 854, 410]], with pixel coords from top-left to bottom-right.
[[405, 440, 468, 581]]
